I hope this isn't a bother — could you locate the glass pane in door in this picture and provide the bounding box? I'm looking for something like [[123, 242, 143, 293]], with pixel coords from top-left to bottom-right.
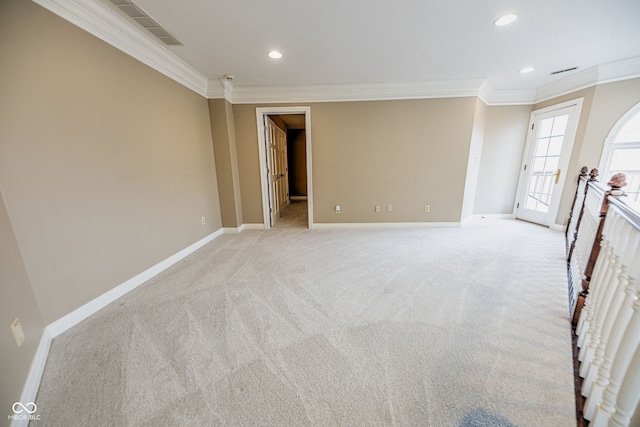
[[525, 115, 569, 213]]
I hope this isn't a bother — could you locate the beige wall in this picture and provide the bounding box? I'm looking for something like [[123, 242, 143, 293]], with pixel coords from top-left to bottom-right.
[[535, 78, 640, 225], [3, 0, 639, 412], [0, 190, 45, 418], [0, 0, 222, 326], [209, 99, 243, 228], [233, 98, 478, 224], [461, 99, 487, 221], [474, 105, 532, 215]]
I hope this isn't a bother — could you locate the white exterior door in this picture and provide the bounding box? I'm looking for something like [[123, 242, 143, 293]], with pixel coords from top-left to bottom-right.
[[265, 117, 289, 226], [516, 100, 582, 226]]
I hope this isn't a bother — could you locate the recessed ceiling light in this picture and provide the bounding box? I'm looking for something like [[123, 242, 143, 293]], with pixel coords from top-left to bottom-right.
[[268, 50, 283, 59], [520, 67, 535, 74], [494, 14, 518, 27]]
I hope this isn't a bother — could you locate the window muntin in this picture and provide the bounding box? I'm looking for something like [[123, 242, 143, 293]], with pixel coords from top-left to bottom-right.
[[601, 104, 640, 202]]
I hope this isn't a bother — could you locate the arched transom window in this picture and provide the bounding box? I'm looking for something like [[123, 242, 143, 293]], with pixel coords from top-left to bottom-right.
[[600, 104, 640, 202]]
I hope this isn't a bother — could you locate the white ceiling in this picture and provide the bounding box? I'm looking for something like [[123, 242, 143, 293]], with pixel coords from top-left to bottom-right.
[[41, 0, 640, 103], [124, 0, 640, 91]]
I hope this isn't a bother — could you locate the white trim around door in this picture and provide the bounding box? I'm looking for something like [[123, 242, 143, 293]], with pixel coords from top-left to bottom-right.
[[256, 107, 313, 229], [515, 98, 583, 227]]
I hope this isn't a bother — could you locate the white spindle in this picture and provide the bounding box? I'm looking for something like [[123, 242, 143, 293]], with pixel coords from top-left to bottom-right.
[[576, 186, 607, 345], [580, 216, 624, 378], [577, 188, 614, 356], [606, 342, 640, 427], [577, 228, 614, 342], [583, 209, 640, 419], [590, 296, 640, 426]]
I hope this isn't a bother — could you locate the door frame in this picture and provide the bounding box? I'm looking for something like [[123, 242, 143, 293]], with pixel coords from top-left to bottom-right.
[[514, 97, 583, 227], [256, 106, 313, 229]]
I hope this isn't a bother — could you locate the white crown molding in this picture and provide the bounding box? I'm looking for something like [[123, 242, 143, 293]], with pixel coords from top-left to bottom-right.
[[478, 81, 536, 105], [535, 56, 640, 103], [207, 79, 225, 99], [31, 1, 640, 106], [598, 56, 640, 84], [32, 0, 209, 97], [229, 79, 487, 104], [535, 66, 600, 103], [222, 78, 537, 105]]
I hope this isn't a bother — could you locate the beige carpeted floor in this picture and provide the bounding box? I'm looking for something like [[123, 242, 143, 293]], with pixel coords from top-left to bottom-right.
[[34, 204, 576, 426]]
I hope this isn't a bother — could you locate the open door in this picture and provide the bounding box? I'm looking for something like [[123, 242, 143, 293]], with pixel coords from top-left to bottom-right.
[[256, 107, 313, 229], [264, 116, 289, 226], [516, 99, 582, 226]]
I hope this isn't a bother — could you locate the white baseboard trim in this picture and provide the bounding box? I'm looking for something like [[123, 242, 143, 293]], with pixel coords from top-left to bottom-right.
[[13, 228, 225, 424], [460, 216, 474, 227], [290, 196, 308, 201], [11, 329, 53, 427], [47, 228, 223, 337], [223, 227, 240, 234], [473, 213, 516, 219], [242, 223, 265, 230], [312, 222, 461, 230], [550, 223, 567, 232]]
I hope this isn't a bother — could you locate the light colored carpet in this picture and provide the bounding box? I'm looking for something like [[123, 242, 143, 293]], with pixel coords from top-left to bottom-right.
[[34, 212, 576, 426], [275, 200, 308, 229]]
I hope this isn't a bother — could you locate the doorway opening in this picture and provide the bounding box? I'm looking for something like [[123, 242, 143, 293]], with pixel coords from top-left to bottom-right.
[[515, 98, 583, 227], [256, 107, 313, 229]]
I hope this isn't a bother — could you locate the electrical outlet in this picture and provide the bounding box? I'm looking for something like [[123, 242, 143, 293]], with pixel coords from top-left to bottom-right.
[[375, 205, 381, 213], [387, 204, 392, 212], [424, 205, 430, 213], [335, 205, 341, 213], [201, 216, 206, 225], [10, 318, 24, 347]]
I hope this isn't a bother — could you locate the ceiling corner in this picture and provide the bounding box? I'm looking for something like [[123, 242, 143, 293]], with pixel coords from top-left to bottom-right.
[[32, 0, 209, 98], [207, 79, 225, 99]]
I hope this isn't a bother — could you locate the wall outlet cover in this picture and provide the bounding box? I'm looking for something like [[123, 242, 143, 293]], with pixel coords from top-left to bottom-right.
[[10, 318, 25, 347]]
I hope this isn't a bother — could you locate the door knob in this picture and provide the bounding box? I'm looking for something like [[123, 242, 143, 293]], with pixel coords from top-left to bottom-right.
[[555, 168, 561, 184]]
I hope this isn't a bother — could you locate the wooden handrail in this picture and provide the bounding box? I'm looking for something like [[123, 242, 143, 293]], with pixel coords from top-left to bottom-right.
[[567, 166, 589, 243], [567, 167, 590, 262], [607, 193, 640, 232]]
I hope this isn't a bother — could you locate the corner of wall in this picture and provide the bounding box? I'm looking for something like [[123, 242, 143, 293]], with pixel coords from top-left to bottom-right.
[[209, 99, 244, 228], [461, 98, 488, 221], [0, 189, 45, 420]]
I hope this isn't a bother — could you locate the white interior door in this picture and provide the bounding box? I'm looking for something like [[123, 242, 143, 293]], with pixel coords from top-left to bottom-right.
[[265, 117, 289, 226], [256, 107, 313, 230], [275, 122, 289, 212], [516, 100, 582, 226]]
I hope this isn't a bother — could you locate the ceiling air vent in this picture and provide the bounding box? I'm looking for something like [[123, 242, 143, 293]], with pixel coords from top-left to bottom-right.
[[550, 67, 578, 75], [108, 0, 182, 46]]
